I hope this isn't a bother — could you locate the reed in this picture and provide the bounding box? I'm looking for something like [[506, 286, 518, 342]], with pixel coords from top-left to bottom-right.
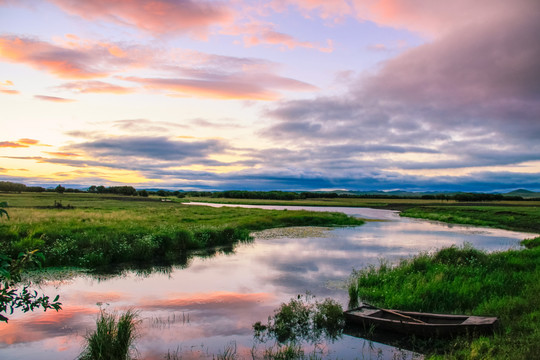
[[79, 309, 139, 360]]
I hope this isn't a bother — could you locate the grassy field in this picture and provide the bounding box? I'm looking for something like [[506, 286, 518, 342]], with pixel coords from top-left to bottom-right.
[[183, 196, 452, 209], [401, 206, 540, 233], [0, 192, 363, 269]]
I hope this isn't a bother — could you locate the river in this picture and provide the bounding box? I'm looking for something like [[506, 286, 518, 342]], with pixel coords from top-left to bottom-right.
[[0, 204, 533, 359]]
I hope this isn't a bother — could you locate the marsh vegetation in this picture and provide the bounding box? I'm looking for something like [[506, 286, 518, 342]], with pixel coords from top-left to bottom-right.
[[0, 193, 363, 269], [348, 238, 540, 359]]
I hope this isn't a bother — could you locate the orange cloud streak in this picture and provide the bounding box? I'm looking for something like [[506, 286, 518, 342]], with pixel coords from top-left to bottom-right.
[[0, 141, 28, 148], [0, 79, 19, 94], [18, 138, 40, 145], [57, 80, 135, 94], [34, 95, 76, 102], [44, 151, 81, 157]]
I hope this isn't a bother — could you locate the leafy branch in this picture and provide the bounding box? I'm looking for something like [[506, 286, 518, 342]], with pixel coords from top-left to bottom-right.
[[0, 201, 8, 220], [0, 250, 62, 322]]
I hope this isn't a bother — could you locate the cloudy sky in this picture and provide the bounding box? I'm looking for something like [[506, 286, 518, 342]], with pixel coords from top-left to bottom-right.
[[1, 0, 539, 192]]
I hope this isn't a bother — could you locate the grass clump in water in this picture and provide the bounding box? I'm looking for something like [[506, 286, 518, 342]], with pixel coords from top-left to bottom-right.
[[254, 294, 344, 345], [79, 309, 139, 360], [348, 238, 540, 359]]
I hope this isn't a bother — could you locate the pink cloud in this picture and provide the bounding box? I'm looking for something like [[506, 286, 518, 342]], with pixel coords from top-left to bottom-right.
[[0, 36, 148, 79], [34, 95, 76, 102], [361, 3, 540, 110], [352, 0, 514, 36], [123, 75, 311, 100], [224, 21, 333, 52], [56, 80, 135, 94], [123, 68, 316, 100], [268, 0, 526, 38], [269, 0, 352, 21], [0, 36, 108, 79], [49, 0, 234, 38], [120, 49, 317, 100]]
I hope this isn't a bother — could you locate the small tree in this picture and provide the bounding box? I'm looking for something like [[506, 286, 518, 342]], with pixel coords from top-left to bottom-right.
[[137, 190, 148, 197], [0, 201, 8, 220], [0, 250, 62, 322], [55, 184, 66, 194]]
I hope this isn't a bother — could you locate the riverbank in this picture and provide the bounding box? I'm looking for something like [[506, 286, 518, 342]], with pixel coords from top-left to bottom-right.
[[348, 237, 540, 359], [184, 196, 540, 234], [401, 205, 540, 233], [0, 193, 364, 269]]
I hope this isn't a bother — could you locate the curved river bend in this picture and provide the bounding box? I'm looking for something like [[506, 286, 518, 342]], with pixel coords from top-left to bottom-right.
[[0, 204, 533, 359]]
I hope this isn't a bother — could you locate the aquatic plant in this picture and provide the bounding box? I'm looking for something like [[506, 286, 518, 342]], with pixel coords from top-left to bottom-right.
[[253, 294, 344, 344], [79, 309, 139, 360]]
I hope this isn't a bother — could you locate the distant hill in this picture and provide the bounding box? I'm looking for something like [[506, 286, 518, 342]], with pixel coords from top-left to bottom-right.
[[505, 189, 540, 198]]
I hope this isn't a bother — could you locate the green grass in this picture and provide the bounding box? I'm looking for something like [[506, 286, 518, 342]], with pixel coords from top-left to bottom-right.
[[348, 240, 540, 359], [401, 205, 540, 233], [0, 193, 363, 268], [79, 309, 139, 360]]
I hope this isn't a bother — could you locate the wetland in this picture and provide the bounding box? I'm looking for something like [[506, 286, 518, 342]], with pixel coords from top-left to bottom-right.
[[0, 193, 538, 359]]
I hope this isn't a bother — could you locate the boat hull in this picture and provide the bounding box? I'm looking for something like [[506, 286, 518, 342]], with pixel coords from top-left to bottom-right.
[[344, 307, 499, 337]]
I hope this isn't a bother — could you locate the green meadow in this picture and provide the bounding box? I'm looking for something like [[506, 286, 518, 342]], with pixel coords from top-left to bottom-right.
[[0, 192, 364, 268], [401, 205, 540, 233]]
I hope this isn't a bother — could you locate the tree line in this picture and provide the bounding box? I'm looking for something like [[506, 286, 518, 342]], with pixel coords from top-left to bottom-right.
[[0, 181, 537, 201]]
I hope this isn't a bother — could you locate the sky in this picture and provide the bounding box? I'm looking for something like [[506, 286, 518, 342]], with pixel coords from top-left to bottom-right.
[[1, 0, 539, 192]]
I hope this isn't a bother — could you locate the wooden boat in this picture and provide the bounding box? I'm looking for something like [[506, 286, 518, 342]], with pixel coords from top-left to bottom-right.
[[344, 305, 499, 337]]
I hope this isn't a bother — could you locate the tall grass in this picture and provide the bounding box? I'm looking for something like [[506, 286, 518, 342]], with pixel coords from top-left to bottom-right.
[[348, 239, 540, 359], [79, 309, 139, 360]]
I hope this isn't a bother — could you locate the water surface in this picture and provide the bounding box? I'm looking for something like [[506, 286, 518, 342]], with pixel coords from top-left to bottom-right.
[[0, 204, 533, 359]]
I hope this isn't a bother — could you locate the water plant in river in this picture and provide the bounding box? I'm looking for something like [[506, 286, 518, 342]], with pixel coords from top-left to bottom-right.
[[253, 294, 345, 344], [79, 309, 139, 360]]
